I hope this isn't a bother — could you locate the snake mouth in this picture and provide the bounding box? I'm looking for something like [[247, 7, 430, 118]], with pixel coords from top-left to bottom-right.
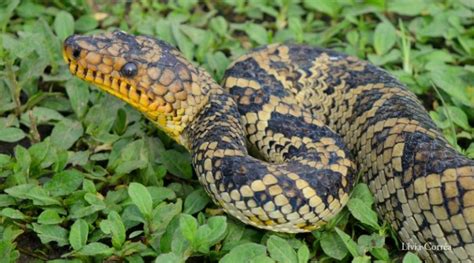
[[63, 51, 152, 112]]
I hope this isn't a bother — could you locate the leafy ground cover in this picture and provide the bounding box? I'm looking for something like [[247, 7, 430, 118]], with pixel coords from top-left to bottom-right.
[[0, 0, 473, 262]]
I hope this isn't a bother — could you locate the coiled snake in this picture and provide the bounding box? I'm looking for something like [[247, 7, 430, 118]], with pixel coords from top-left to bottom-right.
[[63, 30, 474, 262]]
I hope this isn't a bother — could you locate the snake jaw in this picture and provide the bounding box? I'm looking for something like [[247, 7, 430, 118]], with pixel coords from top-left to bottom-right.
[[65, 60, 183, 141]]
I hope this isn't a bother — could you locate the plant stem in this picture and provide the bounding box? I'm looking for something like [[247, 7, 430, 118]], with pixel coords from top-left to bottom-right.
[[5, 58, 22, 116]]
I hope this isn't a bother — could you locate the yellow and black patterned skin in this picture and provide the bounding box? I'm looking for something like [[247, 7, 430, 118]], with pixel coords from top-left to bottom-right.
[[63, 31, 474, 262]]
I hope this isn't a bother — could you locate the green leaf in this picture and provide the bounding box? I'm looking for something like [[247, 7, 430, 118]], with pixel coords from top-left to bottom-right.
[[69, 219, 89, 251], [44, 169, 84, 197], [368, 49, 401, 66], [335, 228, 361, 257], [209, 16, 228, 36], [5, 184, 61, 206], [66, 79, 89, 119], [53, 149, 69, 172], [14, 145, 31, 171], [402, 252, 422, 263], [179, 214, 198, 244], [1, 32, 36, 59], [171, 224, 191, 257], [352, 256, 371, 263], [151, 199, 183, 236], [37, 209, 62, 225], [11, 146, 30, 184], [220, 242, 267, 263], [297, 244, 310, 263], [373, 22, 397, 55], [387, 0, 427, 15], [0, 240, 19, 263], [194, 225, 211, 253], [171, 23, 194, 60], [430, 111, 450, 130], [83, 179, 96, 193], [70, 204, 104, 219], [15, 1, 44, 18], [244, 23, 268, 45], [28, 139, 52, 169], [183, 188, 210, 214], [161, 150, 192, 179], [180, 25, 207, 45], [357, 234, 384, 249], [99, 211, 126, 249], [75, 14, 98, 32], [0, 127, 25, 143], [155, 252, 182, 263], [320, 231, 348, 260], [267, 235, 298, 263], [288, 17, 303, 43], [222, 220, 245, 245], [0, 0, 19, 28], [431, 70, 473, 107], [128, 182, 153, 218], [194, 216, 227, 253], [28, 107, 64, 124], [69, 192, 106, 219], [2, 226, 23, 242], [113, 108, 128, 135], [206, 51, 230, 80], [84, 193, 105, 206], [177, 0, 198, 10], [347, 198, 380, 230], [440, 106, 470, 130], [48, 260, 82, 263], [155, 20, 173, 44], [0, 153, 11, 166], [350, 184, 374, 205], [68, 150, 90, 166], [205, 216, 227, 245], [54, 11, 74, 41], [116, 159, 148, 174], [466, 143, 474, 159], [50, 119, 84, 150], [0, 195, 16, 207], [161, 217, 180, 252], [32, 223, 68, 246], [249, 255, 275, 263], [0, 208, 27, 220], [303, 0, 340, 17], [74, 242, 114, 256], [149, 186, 176, 205], [370, 247, 389, 261]]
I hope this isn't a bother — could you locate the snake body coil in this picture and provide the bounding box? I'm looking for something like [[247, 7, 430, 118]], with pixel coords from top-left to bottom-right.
[[63, 31, 474, 262]]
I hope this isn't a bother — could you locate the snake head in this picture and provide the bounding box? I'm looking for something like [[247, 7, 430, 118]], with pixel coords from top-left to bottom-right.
[[63, 30, 205, 143]]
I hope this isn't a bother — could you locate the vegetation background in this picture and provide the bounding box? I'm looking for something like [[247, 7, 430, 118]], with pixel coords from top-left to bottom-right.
[[0, 0, 473, 262]]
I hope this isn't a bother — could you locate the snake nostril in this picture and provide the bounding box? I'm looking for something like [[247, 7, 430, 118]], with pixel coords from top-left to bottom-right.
[[72, 47, 81, 59]]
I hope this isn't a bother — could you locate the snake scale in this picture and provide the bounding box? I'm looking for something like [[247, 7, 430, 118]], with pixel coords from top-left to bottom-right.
[[63, 30, 474, 262]]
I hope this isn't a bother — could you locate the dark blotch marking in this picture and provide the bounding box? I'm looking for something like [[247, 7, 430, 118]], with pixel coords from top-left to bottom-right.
[[225, 58, 289, 115]]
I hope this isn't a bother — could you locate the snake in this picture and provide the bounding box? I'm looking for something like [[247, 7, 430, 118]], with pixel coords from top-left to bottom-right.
[[62, 30, 474, 262]]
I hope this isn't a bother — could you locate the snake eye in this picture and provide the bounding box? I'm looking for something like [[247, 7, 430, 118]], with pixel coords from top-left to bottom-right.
[[72, 48, 81, 59], [121, 62, 138, 77]]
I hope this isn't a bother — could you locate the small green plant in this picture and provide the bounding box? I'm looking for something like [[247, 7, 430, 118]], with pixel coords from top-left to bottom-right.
[[0, 0, 472, 262]]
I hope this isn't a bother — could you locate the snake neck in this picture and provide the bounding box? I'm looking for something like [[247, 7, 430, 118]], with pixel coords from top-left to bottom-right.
[[182, 88, 247, 154], [179, 66, 246, 152]]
